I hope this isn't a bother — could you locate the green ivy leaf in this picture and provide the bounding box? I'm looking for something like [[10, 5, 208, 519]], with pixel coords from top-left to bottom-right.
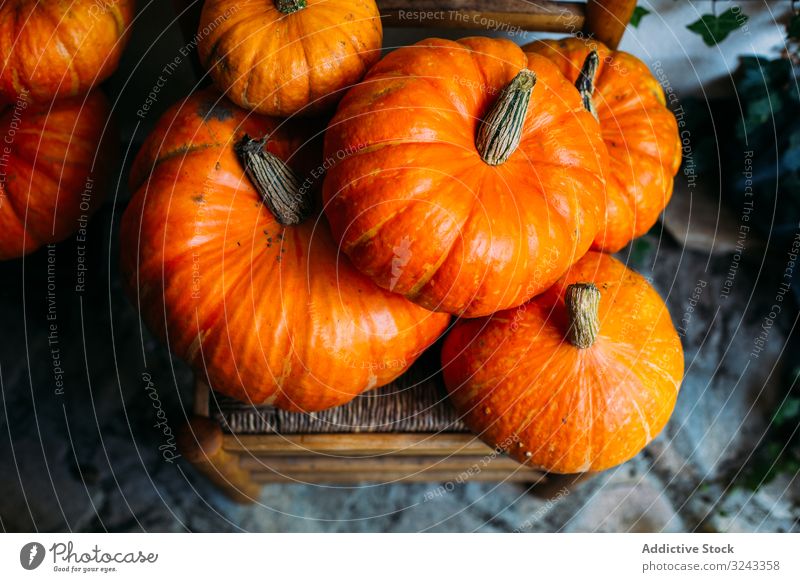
[[687, 7, 749, 46], [788, 13, 800, 41], [628, 237, 652, 267], [735, 56, 798, 141], [784, 143, 800, 173], [629, 5, 650, 28], [773, 396, 800, 427], [746, 94, 784, 126]]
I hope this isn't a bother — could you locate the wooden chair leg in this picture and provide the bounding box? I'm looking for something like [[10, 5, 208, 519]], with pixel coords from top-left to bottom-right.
[[583, 0, 637, 49], [177, 416, 260, 504]]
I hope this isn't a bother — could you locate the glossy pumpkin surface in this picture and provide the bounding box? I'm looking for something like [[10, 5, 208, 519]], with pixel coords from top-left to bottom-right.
[[524, 38, 681, 252], [0, 90, 113, 259], [323, 37, 608, 318], [442, 251, 684, 473], [198, 0, 382, 117], [0, 0, 135, 102], [121, 89, 449, 412]]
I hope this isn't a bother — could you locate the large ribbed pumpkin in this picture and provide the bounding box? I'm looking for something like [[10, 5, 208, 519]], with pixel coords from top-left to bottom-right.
[[323, 37, 608, 318], [0, 0, 135, 102], [198, 0, 382, 117], [524, 38, 681, 252], [442, 252, 683, 473], [0, 90, 113, 259], [121, 89, 449, 412]]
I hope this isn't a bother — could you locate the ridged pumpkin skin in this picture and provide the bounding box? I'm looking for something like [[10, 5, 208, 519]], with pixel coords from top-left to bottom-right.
[[198, 0, 382, 117], [442, 252, 683, 473], [323, 37, 608, 318], [0, 0, 135, 102], [524, 38, 681, 252], [0, 91, 113, 259], [121, 89, 449, 412]]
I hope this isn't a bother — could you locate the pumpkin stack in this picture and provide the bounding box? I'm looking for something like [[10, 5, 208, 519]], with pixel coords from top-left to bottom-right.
[[122, 1, 453, 412], [120, 88, 450, 411], [321, 35, 685, 474], [123, 1, 684, 476], [0, 0, 135, 260]]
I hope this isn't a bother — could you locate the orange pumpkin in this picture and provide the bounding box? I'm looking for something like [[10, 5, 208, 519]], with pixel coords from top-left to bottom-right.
[[0, 0, 135, 103], [0, 91, 113, 259], [197, 0, 382, 117], [121, 89, 449, 412], [442, 251, 683, 473], [524, 38, 681, 252], [322, 37, 608, 318]]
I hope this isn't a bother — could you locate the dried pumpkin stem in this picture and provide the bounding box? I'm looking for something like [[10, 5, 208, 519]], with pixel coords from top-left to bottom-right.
[[476, 69, 536, 166], [274, 0, 306, 14], [235, 134, 311, 226], [576, 50, 600, 121], [565, 283, 601, 349]]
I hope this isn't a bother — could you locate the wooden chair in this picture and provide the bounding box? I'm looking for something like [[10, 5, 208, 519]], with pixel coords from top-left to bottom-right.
[[179, 357, 592, 503], [171, 0, 636, 503], [173, 1, 636, 51]]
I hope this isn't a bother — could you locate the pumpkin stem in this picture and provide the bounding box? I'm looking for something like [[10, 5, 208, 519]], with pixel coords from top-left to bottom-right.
[[476, 69, 536, 166], [235, 134, 311, 226], [576, 51, 600, 121], [565, 283, 601, 349], [274, 0, 306, 14]]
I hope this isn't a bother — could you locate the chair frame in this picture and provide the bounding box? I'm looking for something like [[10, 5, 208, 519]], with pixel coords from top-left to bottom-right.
[[171, 0, 637, 504]]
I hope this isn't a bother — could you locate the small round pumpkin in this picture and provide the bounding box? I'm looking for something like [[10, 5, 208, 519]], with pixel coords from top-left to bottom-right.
[[442, 251, 683, 473], [197, 0, 382, 117], [0, 91, 113, 260], [121, 89, 449, 412], [323, 37, 608, 318], [0, 0, 135, 103], [524, 38, 681, 252]]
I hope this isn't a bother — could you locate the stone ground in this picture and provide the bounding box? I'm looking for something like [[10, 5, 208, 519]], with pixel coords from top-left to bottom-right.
[[1, 3, 798, 533]]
